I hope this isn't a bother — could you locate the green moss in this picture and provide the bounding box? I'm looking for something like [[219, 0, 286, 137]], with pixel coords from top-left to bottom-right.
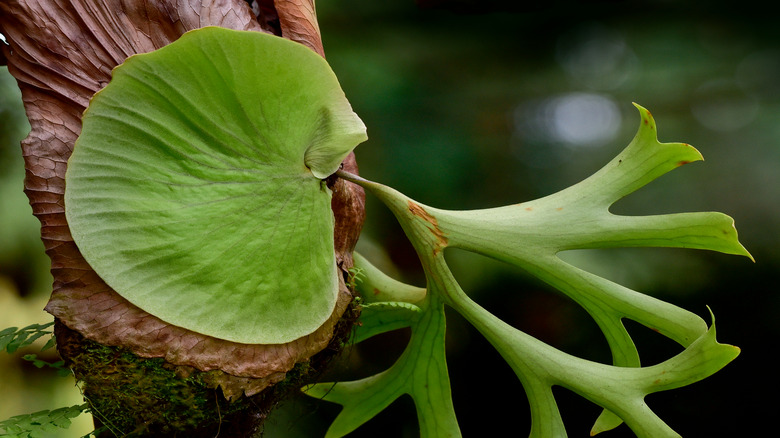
[[71, 339, 251, 437]]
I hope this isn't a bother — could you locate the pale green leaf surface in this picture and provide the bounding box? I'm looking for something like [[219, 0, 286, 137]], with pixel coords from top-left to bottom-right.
[[347, 253, 427, 342], [329, 105, 747, 437], [351, 301, 421, 344], [65, 27, 367, 344], [353, 252, 427, 304], [305, 296, 460, 438]]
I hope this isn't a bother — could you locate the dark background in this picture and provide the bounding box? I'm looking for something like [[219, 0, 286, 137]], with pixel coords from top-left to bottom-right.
[[1, 1, 776, 436]]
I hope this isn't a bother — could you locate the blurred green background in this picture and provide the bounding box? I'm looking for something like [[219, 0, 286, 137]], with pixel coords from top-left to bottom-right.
[[0, 47, 92, 434], [1, 1, 777, 436]]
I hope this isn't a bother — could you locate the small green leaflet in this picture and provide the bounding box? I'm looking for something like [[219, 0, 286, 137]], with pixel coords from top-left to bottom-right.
[[65, 27, 367, 344], [0, 404, 88, 438], [0, 323, 55, 353]]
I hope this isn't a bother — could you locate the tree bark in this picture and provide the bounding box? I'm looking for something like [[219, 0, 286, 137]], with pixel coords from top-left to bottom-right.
[[0, 1, 364, 436]]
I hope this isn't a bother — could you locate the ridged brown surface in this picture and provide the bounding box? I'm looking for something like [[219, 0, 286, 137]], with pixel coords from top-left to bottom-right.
[[276, 0, 324, 57], [0, 0, 364, 395]]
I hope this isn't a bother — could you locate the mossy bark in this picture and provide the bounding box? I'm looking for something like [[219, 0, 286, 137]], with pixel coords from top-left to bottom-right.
[[54, 299, 359, 437]]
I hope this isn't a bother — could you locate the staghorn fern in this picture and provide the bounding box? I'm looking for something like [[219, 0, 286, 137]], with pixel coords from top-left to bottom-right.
[[304, 104, 750, 438]]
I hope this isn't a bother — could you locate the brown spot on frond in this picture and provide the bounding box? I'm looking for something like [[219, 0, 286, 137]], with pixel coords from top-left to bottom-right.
[[407, 200, 448, 254]]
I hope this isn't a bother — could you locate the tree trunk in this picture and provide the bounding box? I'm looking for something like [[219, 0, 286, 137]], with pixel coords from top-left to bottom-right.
[[0, 1, 364, 436]]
